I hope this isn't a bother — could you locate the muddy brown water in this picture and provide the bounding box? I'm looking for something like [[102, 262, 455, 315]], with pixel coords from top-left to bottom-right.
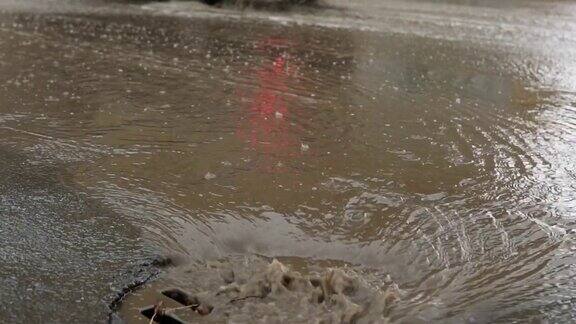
[[1, 0, 576, 322]]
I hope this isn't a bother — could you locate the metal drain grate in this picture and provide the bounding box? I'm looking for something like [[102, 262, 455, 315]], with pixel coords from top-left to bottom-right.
[[162, 289, 198, 307], [140, 305, 185, 324], [118, 284, 210, 324]]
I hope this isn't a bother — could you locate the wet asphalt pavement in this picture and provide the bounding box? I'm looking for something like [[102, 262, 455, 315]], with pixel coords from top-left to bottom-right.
[[0, 146, 151, 322]]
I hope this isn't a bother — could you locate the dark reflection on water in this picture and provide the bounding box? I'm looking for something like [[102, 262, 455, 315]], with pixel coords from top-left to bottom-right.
[[1, 1, 576, 322]]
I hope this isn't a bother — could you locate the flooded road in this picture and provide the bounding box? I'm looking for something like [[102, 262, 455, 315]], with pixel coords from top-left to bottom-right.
[[1, 0, 576, 322]]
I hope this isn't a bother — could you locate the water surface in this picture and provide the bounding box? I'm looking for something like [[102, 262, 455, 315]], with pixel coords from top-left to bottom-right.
[[1, 0, 576, 322]]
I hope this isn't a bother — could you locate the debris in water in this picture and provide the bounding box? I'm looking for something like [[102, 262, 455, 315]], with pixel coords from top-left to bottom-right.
[[204, 172, 217, 180], [149, 301, 163, 324]]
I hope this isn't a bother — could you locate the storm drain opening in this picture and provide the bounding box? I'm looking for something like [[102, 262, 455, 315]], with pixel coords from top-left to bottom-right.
[[132, 287, 215, 323], [117, 280, 215, 324], [140, 305, 185, 324], [162, 289, 199, 307], [162, 288, 214, 316]]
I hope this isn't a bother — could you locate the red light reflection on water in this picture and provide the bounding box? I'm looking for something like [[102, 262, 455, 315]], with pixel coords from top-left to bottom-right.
[[236, 47, 301, 173]]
